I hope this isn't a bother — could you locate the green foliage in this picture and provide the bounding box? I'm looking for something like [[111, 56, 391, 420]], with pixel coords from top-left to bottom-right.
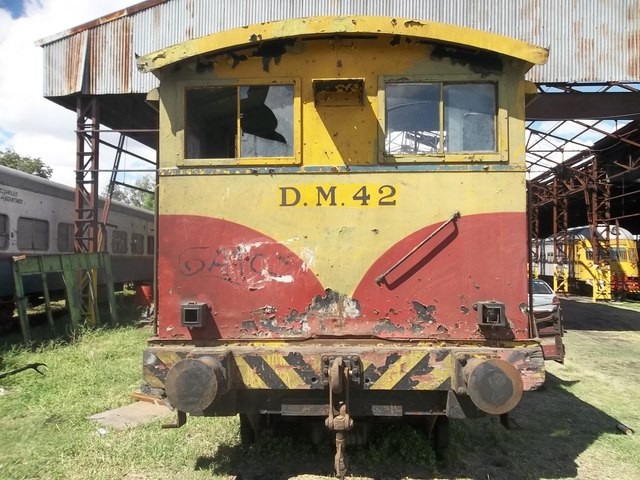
[[0, 148, 53, 179], [101, 174, 156, 211]]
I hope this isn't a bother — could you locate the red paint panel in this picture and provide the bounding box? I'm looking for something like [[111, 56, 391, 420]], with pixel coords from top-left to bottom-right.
[[158, 212, 529, 341], [157, 215, 325, 340], [353, 212, 530, 339]]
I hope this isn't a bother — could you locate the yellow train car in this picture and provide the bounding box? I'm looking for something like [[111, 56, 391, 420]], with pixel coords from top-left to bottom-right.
[[534, 225, 640, 299], [138, 17, 550, 476]]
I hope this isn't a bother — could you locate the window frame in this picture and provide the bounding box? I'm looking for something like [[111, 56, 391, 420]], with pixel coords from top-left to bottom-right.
[[111, 230, 128, 254], [17, 217, 49, 251], [57, 222, 74, 253], [0, 214, 8, 250], [377, 75, 508, 164], [177, 78, 302, 167], [146, 235, 155, 256], [131, 232, 145, 255]]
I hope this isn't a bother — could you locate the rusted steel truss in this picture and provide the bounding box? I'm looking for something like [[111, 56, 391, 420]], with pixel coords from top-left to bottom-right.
[[584, 158, 611, 265], [75, 96, 100, 254]]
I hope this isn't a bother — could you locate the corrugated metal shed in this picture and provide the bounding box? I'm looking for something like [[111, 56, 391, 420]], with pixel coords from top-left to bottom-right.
[[38, 0, 640, 98]]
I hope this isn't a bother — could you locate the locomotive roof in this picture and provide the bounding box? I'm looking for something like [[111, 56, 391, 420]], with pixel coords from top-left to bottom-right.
[[137, 16, 548, 74], [542, 225, 636, 241], [0, 165, 153, 221]]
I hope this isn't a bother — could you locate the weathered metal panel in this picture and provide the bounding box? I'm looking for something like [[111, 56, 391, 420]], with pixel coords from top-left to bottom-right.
[[39, 0, 640, 97], [41, 30, 88, 97], [89, 18, 133, 95]]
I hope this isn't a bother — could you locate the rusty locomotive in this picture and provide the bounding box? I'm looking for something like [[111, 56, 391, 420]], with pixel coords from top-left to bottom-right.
[[137, 16, 551, 477]]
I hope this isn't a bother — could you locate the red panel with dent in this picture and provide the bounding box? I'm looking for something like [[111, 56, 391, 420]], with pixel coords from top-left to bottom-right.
[[353, 212, 530, 339]]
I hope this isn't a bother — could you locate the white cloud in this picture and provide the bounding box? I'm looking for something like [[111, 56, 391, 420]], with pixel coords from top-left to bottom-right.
[[0, 0, 142, 187]]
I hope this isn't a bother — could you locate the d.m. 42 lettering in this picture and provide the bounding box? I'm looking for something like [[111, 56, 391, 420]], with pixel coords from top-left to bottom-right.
[[279, 184, 397, 207]]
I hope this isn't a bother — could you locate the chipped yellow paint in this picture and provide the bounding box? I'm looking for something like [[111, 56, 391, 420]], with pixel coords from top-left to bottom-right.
[[413, 357, 453, 391], [154, 350, 184, 367], [369, 350, 433, 390], [143, 373, 165, 388], [262, 354, 308, 389], [138, 16, 548, 73], [234, 356, 270, 388]]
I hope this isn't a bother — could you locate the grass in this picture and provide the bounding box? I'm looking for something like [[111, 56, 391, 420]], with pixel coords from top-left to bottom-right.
[[0, 297, 639, 479]]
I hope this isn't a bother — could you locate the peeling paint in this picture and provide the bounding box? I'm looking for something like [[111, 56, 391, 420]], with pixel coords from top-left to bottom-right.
[[373, 318, 405, 334], [404, 20, 425, 28], [412, 300, 436, 323], [260, 269, 294, 283], [431, 44, 503, 75], [300, 247, 317, 272], [310, 289, 361, 319]]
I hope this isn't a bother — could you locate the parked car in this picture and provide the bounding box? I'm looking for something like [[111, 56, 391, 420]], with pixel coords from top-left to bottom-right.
[[531, 278, 564, 362], [531, 278, 560, 319]]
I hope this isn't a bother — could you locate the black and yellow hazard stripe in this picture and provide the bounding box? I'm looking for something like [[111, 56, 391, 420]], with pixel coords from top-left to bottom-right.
[[143, 346, 454, 391], [364, 350, 451, 391], [235, 352, 322, 389]]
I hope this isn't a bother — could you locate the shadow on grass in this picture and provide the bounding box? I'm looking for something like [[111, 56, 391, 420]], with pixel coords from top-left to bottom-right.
[[0, 292, 148, 356], [561, 298, 640, 331], [193, 372, 624, 480]]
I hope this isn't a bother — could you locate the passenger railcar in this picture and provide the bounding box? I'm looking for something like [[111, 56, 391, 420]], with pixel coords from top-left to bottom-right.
[[137, 17, 550, 477], [0, 165, 155, 327], [533, 224, 640, 298]]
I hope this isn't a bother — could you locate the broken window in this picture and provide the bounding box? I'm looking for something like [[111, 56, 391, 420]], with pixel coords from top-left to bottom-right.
[[185, 84, 294, 159], [384, 82, 496, 156]]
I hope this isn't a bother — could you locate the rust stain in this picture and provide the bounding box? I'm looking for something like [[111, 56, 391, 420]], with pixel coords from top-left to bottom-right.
[[185, 0, 194, 39], [628, 31, 640, 77], [120, 19, 131, 93]]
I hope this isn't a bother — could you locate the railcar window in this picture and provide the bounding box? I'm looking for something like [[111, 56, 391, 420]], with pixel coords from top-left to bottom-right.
[[131, 233, 145, 255], [112, 230, 128, 254], [185, 85, 294, 159], [610, 248, 628, 261], [17, 217, 49, 251], [0, 214, 8, 250], [147, 235, 154, 255], [444, 84, 496, 152], [57, 223, 74, 252], [384, 81, 496, 156], [385, 83, 440, 154]]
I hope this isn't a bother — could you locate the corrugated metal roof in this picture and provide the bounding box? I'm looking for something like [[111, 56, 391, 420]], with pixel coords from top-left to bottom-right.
[[39, 0, 640, 97]]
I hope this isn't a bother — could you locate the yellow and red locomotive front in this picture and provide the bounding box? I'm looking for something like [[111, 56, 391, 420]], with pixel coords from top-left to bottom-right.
[[139, 16, 548, 457]]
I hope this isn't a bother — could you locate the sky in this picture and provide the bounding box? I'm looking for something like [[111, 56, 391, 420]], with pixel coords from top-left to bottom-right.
[[0, 0, 146, 188], [0, 0, 627, 186]]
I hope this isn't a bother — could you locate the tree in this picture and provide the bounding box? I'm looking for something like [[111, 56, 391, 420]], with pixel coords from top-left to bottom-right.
[[0, 148, 53, 179], [101, 174, 155, 211]]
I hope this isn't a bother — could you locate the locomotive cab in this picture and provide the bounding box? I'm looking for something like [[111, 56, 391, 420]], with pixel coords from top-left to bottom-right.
[[138, 16, 549, 477]]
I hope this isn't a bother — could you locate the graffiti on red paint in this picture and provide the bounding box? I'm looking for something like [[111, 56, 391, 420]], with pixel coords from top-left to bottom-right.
[[177, 243, 300, 286]]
